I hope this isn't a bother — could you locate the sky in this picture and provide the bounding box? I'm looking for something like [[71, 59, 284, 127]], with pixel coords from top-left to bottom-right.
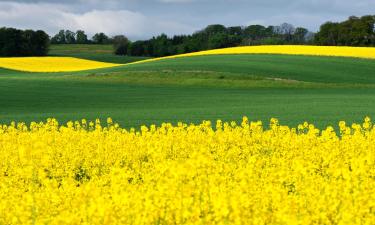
[[0, 0, 374, 40]]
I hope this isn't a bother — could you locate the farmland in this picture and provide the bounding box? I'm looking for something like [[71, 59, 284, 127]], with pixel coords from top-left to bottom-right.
[[0, 46, 375, 128], [0, 44, 375, 224], [1, 0, 375, 221]]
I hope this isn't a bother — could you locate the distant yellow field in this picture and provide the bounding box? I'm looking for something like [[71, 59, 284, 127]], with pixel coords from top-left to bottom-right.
[[128, 45, 375, 65], [0, 57, 120, 72], [0, 46, 374, 72]]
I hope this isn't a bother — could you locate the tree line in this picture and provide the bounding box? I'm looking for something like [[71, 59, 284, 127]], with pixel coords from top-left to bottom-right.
[[0, 15, 374, 57], [314, 15, 375, 46], [0, 27, 49, 56], [115, 23, 313, 57], [114, 15, 374, 57], [50, 30, 112, 45]]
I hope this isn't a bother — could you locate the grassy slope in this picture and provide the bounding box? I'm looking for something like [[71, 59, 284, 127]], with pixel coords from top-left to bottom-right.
[[112, 54, 375, 84], [49, 44, 150, 64], [1, 53, 375, 128]]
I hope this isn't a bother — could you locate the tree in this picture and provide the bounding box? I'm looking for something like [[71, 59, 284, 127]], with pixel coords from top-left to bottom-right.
[[124, 22, 314, 57], [76, 30, 88, 44], [186, 32, 209, 52], [129, 41, 146, 56], [304, 32, 315, 44], [23, 29, 36, 55], [227, 26, 243, 36], [315, 22, 339, 45], [51, 30, 66, 44], [315, 15, 375, 46], [92, 33, 110, 44], [244, 25, 267, 40], [24, 30, 50, 56], [34, 30, 50, 55], [113, 35, 130, 55], [338, 15, 375, 46], [293, 27, 308, 44], [171, 35, 187, 45], [65, 30, 76, 44], [208, 32, 229, 49], [152, 34, 172, 57], [1, 28, 25, 56], [279, 23, 295, 42], [204, 24, 227, 36], [50, 30, 76, 44]]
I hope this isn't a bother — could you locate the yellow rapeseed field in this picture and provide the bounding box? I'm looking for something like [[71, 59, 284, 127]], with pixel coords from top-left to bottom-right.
[[0, 117, 374, 225], [0, 46, 374, 72], [0, 57, 120, 72], [127, 45, 375, 65]]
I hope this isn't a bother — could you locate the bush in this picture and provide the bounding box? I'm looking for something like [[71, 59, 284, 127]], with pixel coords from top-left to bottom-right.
[[113, 35, 130, 55]]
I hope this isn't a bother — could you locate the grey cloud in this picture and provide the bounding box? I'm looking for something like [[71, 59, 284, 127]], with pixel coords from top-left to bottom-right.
[[0, 2, 196, 40], [0, 0, 374, 39]]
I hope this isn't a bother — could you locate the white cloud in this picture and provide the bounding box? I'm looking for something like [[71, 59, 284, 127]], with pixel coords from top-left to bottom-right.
[[65, 10, 147, 37], [0, 2, 196, 39]]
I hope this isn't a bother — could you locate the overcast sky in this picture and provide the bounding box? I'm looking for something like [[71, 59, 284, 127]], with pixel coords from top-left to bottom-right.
[[0, 0, 374, 40]]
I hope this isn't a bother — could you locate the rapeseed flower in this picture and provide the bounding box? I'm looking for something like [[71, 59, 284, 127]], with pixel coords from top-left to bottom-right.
[[127, 45, 375, 66], [0, 57, 120, 72], [0, 117, 374, 224]]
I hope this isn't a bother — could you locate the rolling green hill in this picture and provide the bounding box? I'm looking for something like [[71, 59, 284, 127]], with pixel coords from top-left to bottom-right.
[[96, 54, 375, 86], [1, 52, 375, 128]]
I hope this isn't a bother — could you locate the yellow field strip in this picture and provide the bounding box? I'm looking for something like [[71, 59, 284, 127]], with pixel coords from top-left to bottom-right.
[[0, 45, 374, 72], [126, 45, 375, 66], [0, 57, 121, 72]]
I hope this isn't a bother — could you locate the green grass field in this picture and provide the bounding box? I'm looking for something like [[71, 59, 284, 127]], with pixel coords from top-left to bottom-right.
[[0, 45, 375, 128]]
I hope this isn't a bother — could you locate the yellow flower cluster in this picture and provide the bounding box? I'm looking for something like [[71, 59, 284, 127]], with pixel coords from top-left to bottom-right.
[[0, 117, 374, 225], [0, 57, 120, 72], [127, 45, 375, 65]]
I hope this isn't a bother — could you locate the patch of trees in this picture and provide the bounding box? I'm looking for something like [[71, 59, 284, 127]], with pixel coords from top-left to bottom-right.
[[51, 30, 113, 44], [0, 27, 49, 56], [120, 23, 314, 57], [121, 15, 374, 57], [315, 15, 375, 46]]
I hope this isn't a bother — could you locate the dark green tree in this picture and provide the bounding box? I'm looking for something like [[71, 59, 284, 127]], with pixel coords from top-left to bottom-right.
[[51, 30, 66, 44], [65, 30, 76, 44], [244, 25, 267, 40], [129, 41, 146, 56], [92, 33, 110, 44], [152, 34, 172, 56], [208, 32, 229, 49], [227, 26, 243, 36], [0, 27, 49, 56], [76, 30, 88, 44], [315, 22, 340, 45], [204, 24, 227, 36], [315, 15, 375, 46], [113, 35, 130, 55]]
